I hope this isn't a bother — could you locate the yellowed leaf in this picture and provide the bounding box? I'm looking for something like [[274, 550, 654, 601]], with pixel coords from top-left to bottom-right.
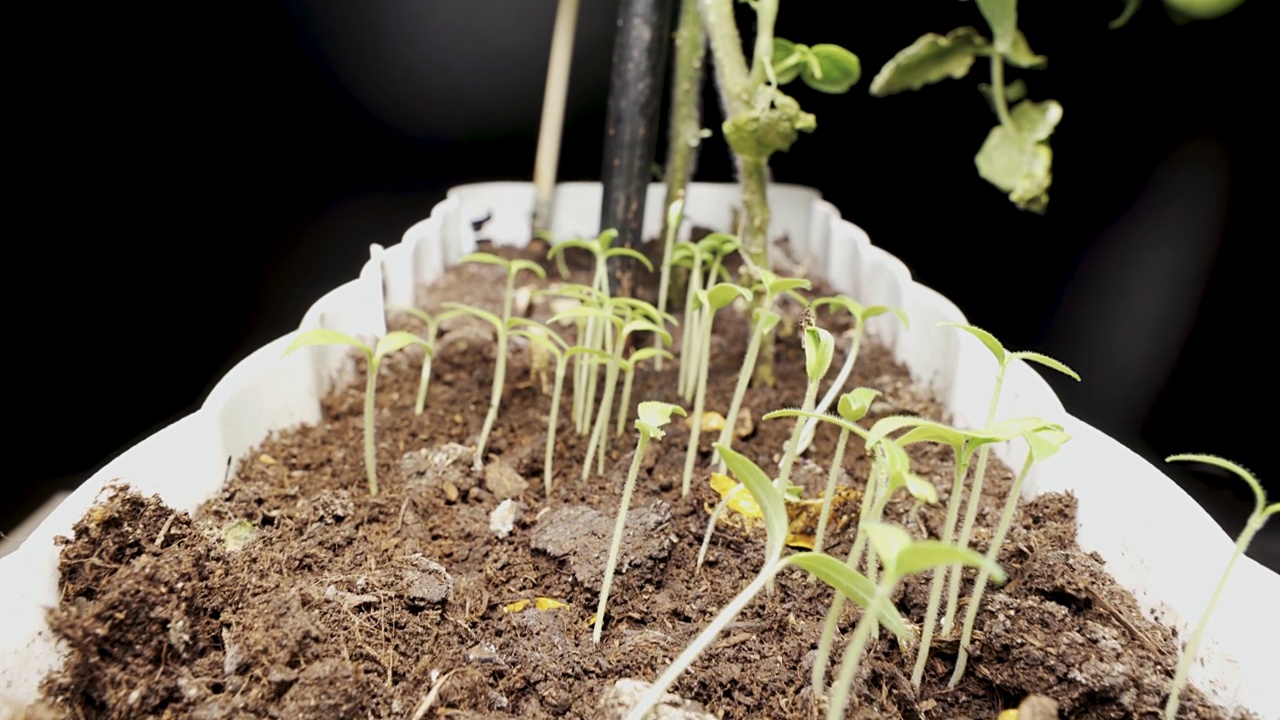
[[503, 599, 531, 613], [534, 597, 570, 611]]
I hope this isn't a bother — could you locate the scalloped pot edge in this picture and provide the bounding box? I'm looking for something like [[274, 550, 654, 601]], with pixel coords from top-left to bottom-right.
[[1, 182, 1275, 718]]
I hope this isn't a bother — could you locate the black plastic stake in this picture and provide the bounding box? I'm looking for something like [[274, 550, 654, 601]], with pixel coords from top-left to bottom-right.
[[601, 0, 677, 298]]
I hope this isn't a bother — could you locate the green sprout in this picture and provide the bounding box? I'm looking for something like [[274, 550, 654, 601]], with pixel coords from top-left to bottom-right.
[[594, 401, 686, 644], [614, 347, 675, 438], [1162, 455, 1277, 720], [865, 412, 1061, 688], [824, 522, 1005, 720], [541, 282, 605, 434], [870, 0, 1059, 212], [283, 329, 431, 496], [682, 282, 753, 496], [712, 267, 812, 470], [508, 319, 610, 496], [387, 305, 464, 416], [795, 297, 908, 457], [443, 252, 547, 469], [673, 233, 739, 402], [623, 443, 914, 720], [949, 424, 1071, 686], [652, 198, 685, 372], [773, 323, 835, 492], [940, 323, 1078, 638]]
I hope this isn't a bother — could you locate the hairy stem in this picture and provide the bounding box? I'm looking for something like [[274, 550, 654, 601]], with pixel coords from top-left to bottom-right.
[[990, 53, 1013, 128], [545, 358, 568, 496], [798, 327, 864, 456], [593, 432, 651, 643], [363, 362, 380, 497], [826, 584, 892, 720], [910, 455, 970, 687], [682, 319, 716, 496], [775, 380, 820, 491], [812, 428, 850, 558]]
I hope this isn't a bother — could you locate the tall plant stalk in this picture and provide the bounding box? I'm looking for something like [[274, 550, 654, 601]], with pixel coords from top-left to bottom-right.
[[531, 0, 582, 235]]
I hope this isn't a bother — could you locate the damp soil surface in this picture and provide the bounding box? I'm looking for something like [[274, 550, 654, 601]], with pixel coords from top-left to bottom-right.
[[36, 243, 1248, 720]]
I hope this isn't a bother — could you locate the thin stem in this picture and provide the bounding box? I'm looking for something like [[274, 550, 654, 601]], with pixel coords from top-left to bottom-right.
[[775, 380, 820, 491], [532, 0, 582, 235], [950, 451, 1033, 687], [696, 492, 732, 570], [363, 361, 380, 497], [414, 350, 434, 416], [1163, 517, 1264, 720], [623, 564, 780, 720], [615, 365, 637, 438], [679, 254, 704, 400], [714, 315, 766, 472], [654, 219, 682, 374], [812, 428, 849, 558], [798, 327, 864, 456], [990, 53, 1013, 129], [682, 319, 716, 496], [748, 0, 779, 87], [584, 360, 621, 481], [545, 358, 569, 496], [474, 272, 518, 467], [826, 584, 892, 720], [910, 455, 970, 688], [943, 368, 1006, 634], [594, 433, 651, 643]]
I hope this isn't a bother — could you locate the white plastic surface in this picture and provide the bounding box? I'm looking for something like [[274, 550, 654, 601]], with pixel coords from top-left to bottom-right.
[[1, 182, 1275, 718]]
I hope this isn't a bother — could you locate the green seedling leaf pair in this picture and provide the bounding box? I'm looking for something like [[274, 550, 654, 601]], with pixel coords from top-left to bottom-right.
[[796, 296, 909, 457], [594, 402, 686, 644], [771, 38, 861, 94], [388, 305, 469, 416], [674, 232, 740, 402], [1162, 455, 1277, 720], [446, 252, 548, 470], [713, 268, 812, 470], [773, 324, 836, 494], [682, 282, 753, 496], [870, 0, 1060, 212], [283, 329, 432, 496]]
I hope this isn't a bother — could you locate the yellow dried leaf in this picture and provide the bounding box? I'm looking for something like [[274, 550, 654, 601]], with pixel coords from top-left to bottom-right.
[[258, 454, 277, 465], [998, 711, 1019, 720], [709, 473, 763, 519], [534, 597, 570, 611], [503, 599, 531, 613], [685, 410, 726, 432]]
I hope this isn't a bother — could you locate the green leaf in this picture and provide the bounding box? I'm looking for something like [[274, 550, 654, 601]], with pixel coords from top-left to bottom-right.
[[625, 347, 674, 366], [545, 238, 599, 260], [862, 305, 910, 330], [975, 99, 1063, 214], [704, 282, 753, 311], [283, 328, 372, 359], [510, 259, 548, 281], [863, 522, 914, 577], [441, 302, 504, 331], [596, 228, 620, 249], [974, 0, 1017, 52], [783, 552, 915, 644], [893, 539, 1007, 584], [869, 27, 988, 96], [698, 232, 742, 257], [722, 91, 816, 159], [1011, 350, 1081, 381], [635, 401, 686, 440], [878, 441, 938, 504], [867, 415, 962, 451], [753, 308, 783, 335], [621, 318, 673, 346], [1167, 454, 1269, 515], [1003, 30, 1046, 69], [716, 443, 788, 567], [548, 306, 623, 330], [772, 37, 806, 85], [1022, 427, 1071, 463], [804, 326, 836, 383], [763, 408, 866, 439], [837, 388, 881, 423], [942, 322, 1008, 367], [802, 44, 861, 94], [1162, 0, 1245, 20], [373, 331, 432, 365], [603, 246, 656, 272], [511, 329, 565, 357], [1110, 0, 1142, 28]]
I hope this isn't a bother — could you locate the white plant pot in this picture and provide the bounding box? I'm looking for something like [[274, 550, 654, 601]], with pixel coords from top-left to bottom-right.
[[1, 181, 1275, 718]]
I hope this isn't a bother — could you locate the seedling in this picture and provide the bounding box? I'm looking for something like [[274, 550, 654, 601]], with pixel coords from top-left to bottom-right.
[[672, 233, 739, 401], [699, 0, 859, 268], [712, 267, 812, 469], [773, 323, 836, 493], [948, 424, 1071, 687], [865, 412, 1061, 687], [508, 318, 610, 495], [870, 0, 1060, 212], [795, 296, 908, 456], [283, 329, 431, 496], [615, 346, 675, 438], [940, 322, 1078, 637], [680, 283, 754, 495], [1162, 455, 1277, 720], [594, 401, 686, 643], [387, 305, 464, 416], [824, 522, 1005, 720], [443, 252, 547, 468], [652, 198, 685, 372], [624, 444, 913, 720]]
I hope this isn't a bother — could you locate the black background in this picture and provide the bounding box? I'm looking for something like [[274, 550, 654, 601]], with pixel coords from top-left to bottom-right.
[[11, 1, 1274, 568]]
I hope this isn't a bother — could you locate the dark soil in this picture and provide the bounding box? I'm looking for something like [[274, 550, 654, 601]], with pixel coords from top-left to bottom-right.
[[34, 243, 1248, 720]]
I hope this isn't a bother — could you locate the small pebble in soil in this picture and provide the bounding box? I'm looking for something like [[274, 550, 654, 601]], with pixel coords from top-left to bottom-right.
[[490, 498, 523, 538]]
